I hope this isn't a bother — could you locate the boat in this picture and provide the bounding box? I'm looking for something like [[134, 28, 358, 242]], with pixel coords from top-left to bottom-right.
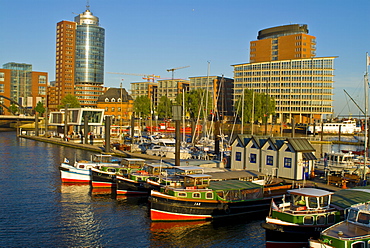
[[149, 173, 287, 222], [262, 188, 343, 248], [114, 161, 170, 196], [90, 164, 126, 190], [145, 138, 192, 159], [307, 119, 361, 134], [309, 201, 370, 248], [59, 154, 121, 183], [315, 152, 359, 174]]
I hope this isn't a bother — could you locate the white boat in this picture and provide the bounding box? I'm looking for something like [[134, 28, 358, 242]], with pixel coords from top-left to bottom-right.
[[315, 152, 359, 173], [59, 154, 121, 183], [145, 138, 192, 159], [307, 120, 361, 134]]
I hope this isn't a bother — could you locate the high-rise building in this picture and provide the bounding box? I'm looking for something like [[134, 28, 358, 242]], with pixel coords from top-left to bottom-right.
[[233, 24, 335, 124], [0, 62, 47, 115], [49, 6, 105, 111], [250, 24, 316, 63]]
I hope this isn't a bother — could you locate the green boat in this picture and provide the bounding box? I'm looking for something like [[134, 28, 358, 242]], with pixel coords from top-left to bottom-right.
[[309, 201, 370, 248]]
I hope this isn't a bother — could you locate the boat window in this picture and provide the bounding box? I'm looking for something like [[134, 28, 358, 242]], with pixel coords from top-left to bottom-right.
[[178, 192, 187, 197], [206, 192, 213, 199], [351, 241, 365, 248], [319, 195, 330, 208], [307, 197, 318, 208], [303, 216, 314, 225], [316, 215, 325, 225], [79, 165, 85, 169], [357, 213, 370, 224], [348, 209, 359, 222], [193, 193, 201, 198], [107, 168, 116, 172], [327, 214, 335, 224]]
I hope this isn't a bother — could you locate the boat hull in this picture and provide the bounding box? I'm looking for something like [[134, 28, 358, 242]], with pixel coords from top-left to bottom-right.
[[149, 191, 274, 221], [262, 222, 329, 248], [90, 170, 116, 190], [59, 164, 91, 183], [115, 177, 150, 195]]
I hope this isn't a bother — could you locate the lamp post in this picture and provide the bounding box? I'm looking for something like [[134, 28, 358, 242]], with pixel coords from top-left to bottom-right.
[[64, 103, 70, 141], [172, 105, 182, 166]]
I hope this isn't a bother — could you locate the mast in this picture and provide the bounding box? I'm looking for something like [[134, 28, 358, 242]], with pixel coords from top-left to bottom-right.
[[364, 52, 369, 182]]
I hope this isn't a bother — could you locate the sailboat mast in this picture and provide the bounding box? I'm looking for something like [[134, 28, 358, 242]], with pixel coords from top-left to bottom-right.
[[364, 52, 369, 181]]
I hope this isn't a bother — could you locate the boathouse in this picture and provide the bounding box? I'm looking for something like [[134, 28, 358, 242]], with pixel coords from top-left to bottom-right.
[[230, 135, 316, 180]]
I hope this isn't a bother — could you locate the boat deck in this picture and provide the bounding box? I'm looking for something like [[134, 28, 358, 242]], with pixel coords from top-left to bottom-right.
[[323, 221, 370, 239]]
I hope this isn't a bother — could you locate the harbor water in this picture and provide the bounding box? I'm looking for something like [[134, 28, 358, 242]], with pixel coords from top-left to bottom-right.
[[0, 132, 266, 247]]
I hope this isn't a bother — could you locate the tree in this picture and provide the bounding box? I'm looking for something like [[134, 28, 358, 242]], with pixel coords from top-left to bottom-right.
[[133, 95, 151, 118], [9, 104, 18, 115], [59, 94, 81, 109], [34, 101, 46, 116], [157, 96, 172, 119], [235, 89, 275, 123], [175, 89, 213, 120]]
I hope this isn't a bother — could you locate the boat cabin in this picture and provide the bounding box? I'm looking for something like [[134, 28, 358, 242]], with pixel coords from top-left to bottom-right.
[[173, 166, 204, 176], [120, 158, 145, 169], [91, 154, 120, 164], [347, 203, 370, 226], [288, 188, 333, 211], [183, 174, 211, 189]]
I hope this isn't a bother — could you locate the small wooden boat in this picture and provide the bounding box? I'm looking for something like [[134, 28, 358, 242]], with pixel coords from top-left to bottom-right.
[[309, 202, 370, 248]]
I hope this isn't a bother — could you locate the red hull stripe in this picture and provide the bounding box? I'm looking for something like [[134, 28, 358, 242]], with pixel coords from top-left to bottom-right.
[[91, 181, 115, 188], [150, 209, 211, 221], [61, 178, 90, 183]]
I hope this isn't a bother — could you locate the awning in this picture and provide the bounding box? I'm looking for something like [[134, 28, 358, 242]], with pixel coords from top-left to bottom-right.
[[303, 152, 317, 160]]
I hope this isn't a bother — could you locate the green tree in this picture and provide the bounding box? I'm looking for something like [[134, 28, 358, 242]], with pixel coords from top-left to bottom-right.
[[9, 103, 19, 115], [133, 95, 151, 118], [34, 101, 46, 116], [235, 89, 275, 123], [157, 96, 172, 119], [59, 94, 81, 109], [175, 89, 213, 120]]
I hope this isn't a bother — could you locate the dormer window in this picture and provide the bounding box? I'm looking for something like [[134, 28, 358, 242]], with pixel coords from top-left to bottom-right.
[[105, 98, 109, 102], [118, 98, 122, 102], [111, 98, 116, 102]]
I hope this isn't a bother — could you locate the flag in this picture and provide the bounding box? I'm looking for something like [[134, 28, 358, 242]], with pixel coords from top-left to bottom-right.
[[64, 158, 69, 163], [271, 199, 280, 211]]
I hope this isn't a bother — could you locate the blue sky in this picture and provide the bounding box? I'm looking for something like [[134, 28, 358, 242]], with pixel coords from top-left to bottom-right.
[[1, 0, 369, 116]]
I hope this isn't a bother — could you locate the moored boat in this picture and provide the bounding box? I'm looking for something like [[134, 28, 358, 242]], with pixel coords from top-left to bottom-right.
[[309, 202, 370, 248], [149, 173, 286, 222], [262, 188, 342, 248], [307, 119, 361, 134], [59, 154, 121, 183]]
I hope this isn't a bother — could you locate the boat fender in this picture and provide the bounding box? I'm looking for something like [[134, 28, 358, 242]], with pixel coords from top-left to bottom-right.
[[222, 157, 227, 165], [223, 204, 230, 214]]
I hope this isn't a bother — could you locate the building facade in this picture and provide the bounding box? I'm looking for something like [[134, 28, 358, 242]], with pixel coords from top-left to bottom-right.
[[233, 24, 335, 123], [96, 87, 134, 124], [49, 7, 105, 111], [189, 76, 234, 120], [0, 62, 48, 115]]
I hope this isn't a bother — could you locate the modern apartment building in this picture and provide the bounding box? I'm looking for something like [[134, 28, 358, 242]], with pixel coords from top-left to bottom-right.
[[0, 62, 48, 115], [189, 76, 234, 119], [49, 7, 105, 111], [233, 24, 335, 123]]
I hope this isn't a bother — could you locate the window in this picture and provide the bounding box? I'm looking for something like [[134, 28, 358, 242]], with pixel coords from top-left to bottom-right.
[[178, 192, 186, 197], [250, 153, 256, 163], [206, 192, 213, 199], [105, 98, 109, 102], [266, 155, 273, 166], [0, 72, 4, 81], [303, 216, 314, 225], [327, 214, 335, 224], [351, 242, 365, 248], [284, 158, 292, 168], [111, 107, 115, 112], [193, 193, 201, 198], [39, 75, 46, 84], [0, 84, 4, 93], [236, 152, 241, 161], [316, 215, 325, 225]]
